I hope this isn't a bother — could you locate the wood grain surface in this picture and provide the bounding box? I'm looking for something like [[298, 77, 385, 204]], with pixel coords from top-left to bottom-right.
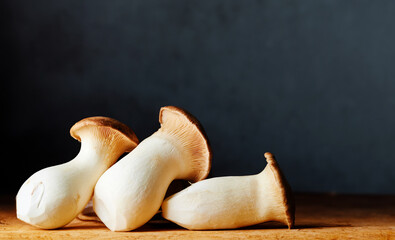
[[0, 194, 394, 239]]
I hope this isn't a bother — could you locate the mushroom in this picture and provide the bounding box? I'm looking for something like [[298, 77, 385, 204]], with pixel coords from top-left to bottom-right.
[[77, 180, 192, 222], [16, 117, 139, 229], [93, 106, 211, 231], [161, 152, 295, 230]]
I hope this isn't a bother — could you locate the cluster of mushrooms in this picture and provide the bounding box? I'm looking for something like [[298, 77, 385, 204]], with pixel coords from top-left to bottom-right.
[[16, 106, 295, 231]]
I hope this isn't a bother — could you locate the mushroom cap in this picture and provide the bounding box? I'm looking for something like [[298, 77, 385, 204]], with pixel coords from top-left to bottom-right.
[[70, 116, 139, 151], [158, 106, 212, 182], [264, 152, 295, 229]]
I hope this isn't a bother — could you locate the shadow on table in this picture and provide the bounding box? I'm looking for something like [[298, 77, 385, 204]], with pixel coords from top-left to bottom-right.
[[60, 217, 351, 232]]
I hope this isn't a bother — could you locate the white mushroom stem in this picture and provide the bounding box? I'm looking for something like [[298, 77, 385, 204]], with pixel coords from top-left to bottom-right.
[[161, 153, 295, 230], [94, 133, 188, 231], [16, 117, 138, 229], [93, 106, 211, 232], [78, 180, 191, 222]]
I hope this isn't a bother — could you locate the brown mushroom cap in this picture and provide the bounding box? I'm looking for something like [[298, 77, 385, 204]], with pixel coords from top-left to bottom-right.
[[70, 116, 139, 152], [158, 106, 212, 182], [264, 152, 295, 229]]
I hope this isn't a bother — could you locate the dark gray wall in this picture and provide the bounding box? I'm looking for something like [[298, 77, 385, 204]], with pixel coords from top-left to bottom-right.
[[2, 0, 395, 194]]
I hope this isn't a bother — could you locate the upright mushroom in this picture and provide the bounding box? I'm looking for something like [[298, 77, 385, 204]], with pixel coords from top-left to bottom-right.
[[93, 106, 211, 231], [16, 117, 138, 229], [161, 152, 295, 230]]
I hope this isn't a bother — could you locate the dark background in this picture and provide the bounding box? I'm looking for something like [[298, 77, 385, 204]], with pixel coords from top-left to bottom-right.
[[2, 0, 395, 195]]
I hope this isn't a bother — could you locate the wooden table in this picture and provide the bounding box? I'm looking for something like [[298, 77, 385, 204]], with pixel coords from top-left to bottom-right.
[[1, 194, 394, 239]]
